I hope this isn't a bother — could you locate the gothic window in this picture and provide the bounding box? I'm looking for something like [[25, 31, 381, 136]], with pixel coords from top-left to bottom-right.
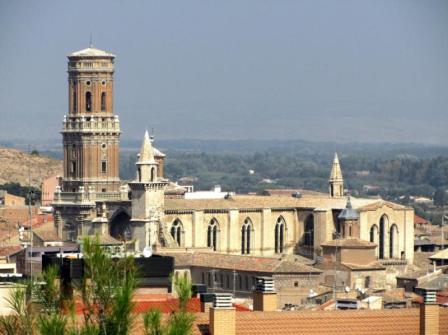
[[389, 224, 399, 259], [170, 219, 183, 246], [151, 167, 155, 181], [241, 218, 253, 254], [85, 91, 92, 112], [379, 215, 388, 259], [207, 219, 219, 251], [101, 92, 106, 111], [275, 217, 286, 254], [137, 168, 142, 182], [304, 215, 314, 248]]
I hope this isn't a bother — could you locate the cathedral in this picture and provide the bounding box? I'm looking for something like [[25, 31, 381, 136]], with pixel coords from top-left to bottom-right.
[[52, 46, 414, 264]]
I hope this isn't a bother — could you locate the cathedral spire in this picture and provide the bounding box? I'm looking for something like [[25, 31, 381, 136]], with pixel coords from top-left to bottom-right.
[[138, 130, 156, 164], [136, 131, 158, 183], [329, 152, 344, 197]]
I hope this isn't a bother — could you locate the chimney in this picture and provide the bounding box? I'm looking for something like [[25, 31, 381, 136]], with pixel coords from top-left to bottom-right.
[[200, 293, 214, 313], [253, 277, 277, 312], [419, 288, 439, 335], [209, 293, 235, 335]]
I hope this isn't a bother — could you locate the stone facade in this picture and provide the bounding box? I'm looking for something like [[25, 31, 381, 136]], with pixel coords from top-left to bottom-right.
[[53, 46, 415, 272]]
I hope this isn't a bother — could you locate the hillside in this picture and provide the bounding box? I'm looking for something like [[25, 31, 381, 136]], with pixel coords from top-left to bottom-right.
[[0, 147, 62, 188]]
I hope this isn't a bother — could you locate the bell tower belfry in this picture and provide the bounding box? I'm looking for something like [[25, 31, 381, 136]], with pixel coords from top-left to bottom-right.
[[329, 153, 344, 197], [61, 45, 121, 193], [129, 132, 169, 250]]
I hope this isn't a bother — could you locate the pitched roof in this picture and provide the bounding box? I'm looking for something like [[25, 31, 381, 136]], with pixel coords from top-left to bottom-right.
[[69, 46, 115, 58], [414, 214, 429, 225], [160, 252, 321, 274], [430, 248, 448, 260], [34, 229, 61, 242], [165, 194, 381, 212], [0, 245, 23, 257], [137, 131, 156, 164]]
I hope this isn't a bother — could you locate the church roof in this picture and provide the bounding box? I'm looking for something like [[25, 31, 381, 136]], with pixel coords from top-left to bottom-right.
[[137, 131, 156, 164], [69, 46, 115, 58], [165, 194, 383, 212], [329, 153, 343, 182]]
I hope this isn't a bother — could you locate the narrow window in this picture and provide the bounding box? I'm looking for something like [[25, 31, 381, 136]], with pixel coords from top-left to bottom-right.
[[151, 167, 155, 181], [85, 91, 92, 112], [101, 161, 107, 173], [101, 92, 106, 111], [70, 161, 76, 175], [73, 91, 77, 112]]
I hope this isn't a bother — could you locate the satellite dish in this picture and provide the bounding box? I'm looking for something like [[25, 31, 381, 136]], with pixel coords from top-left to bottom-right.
[[345, 286, 350, 293], [143, 246, 153, 258]]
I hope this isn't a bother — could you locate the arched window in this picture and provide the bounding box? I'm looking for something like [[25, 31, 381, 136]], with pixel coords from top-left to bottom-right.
[[304, 215, 314, 248], [207, 219, 219, 251], [389, 224, 399, 259], [369, 224, 379, 257], [275, 217, 286, 254], [85, 91, 92, 112], [101, 92, 106, 111], [170, 219, 183, 246], [151, 167, 155, 181], [379, 215, 388, 259], [241, 218, 253, 254]]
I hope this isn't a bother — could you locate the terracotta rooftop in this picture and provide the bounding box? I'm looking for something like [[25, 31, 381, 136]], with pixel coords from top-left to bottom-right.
[[160, 252, 321, 274], [33, 229, 61, 242], [132, 308, 448, 335], [0, 245, 23, 257], [414, 214, 429, 225], [164, 195, 392, 212]]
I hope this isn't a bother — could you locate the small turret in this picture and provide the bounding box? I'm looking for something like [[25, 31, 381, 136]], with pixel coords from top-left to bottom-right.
[[329, 153, 344, 197], [136, 131, 158, 182], [338, 197, 360, 238]]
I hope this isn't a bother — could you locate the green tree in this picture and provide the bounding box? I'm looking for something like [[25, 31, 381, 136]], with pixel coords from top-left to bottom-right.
[[434, 188, 447, 207]]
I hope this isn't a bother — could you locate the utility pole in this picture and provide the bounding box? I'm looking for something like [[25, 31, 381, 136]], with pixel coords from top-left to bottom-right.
[[333, 231, 341, 310], [28, 145, 33, 280]]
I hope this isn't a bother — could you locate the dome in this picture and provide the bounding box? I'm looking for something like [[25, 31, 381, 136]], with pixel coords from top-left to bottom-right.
[[338, 197, 359, 221]]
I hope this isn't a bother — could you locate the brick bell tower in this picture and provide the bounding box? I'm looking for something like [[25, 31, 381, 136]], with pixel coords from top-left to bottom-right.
[[61, 45, 121, 193]]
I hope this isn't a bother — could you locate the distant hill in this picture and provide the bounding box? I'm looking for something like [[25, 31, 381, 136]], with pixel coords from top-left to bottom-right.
[[0, 147, 62, 188]]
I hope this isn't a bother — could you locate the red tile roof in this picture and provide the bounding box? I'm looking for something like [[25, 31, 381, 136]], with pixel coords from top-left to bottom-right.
[[414, 214, 429, 225]]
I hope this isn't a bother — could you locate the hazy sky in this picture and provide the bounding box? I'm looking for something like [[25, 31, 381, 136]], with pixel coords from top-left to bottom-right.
[[0, 0, 447, 144]]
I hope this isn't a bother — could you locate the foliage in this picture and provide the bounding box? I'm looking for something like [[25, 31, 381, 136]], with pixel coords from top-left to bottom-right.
[[143, 309, 163, 335], [174, 275, 192, 312], [80, 236, 136, 335], [0, 182, 41, 205], [0, 236, 138, 335], [434, 187, 447, 207], [0, 284, 34, 335], [143, 275, 195, 335]]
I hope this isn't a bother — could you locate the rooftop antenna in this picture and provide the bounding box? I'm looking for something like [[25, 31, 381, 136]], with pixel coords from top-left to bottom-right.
[[89, 33, 93, 48]]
